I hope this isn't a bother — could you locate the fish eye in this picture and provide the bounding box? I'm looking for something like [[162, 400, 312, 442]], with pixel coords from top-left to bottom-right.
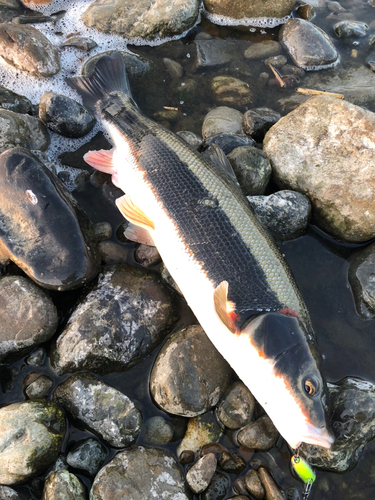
[[303, 376, 320, 397]]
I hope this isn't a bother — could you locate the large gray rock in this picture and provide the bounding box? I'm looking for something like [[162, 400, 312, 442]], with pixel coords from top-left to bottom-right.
[[42, 470, 86, 500], [0, 22, 60, 77], [51, 264, 178, 374], [203, 0, 295, 24], [0, 109, 49, 153], [263, 95, 375, 242], [0, 400, 65, 485], [82, 0, 199, 41]]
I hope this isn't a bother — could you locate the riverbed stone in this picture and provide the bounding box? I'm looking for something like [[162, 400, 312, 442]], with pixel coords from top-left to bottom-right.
[[90, 446, 190, 500], [150, 324, 232, 417], [51, 263, 178, 374], [82, 0, 199, 41], [0, 109, 49, 153], [24, 373, 54, 399], [263, 95, 375, 242], [244, 41, 282, 60], [142, 416, 174, 445], [237, 415, 279, 450], [0, 148, 100, 289], [0, 85, 32, 115], [67, 438, 107, 476], [201, 472, 230, 500], [258, 468, 284, 500], [218, 451, 246, 474], [242, 107, 281, 142], [348, 242, 375, 318], [0, 400, 65, 485], [203, 0, 295, 23], [177, 411, 224, 458], [245, 469, 265, 499], [334, 20, 368, 38], [62, 36, 98, 52], [186, 453, 217, 494], [53, 372, 142, 448], [42, 470, 86, 500], [177, 130, 203, 150], [82, 50, 151, 79], [0, 22, 60, 77], [0, 486, 23, 500], [279, 18, 338, 70], [227, 146, 271, 196], [204, 133, 255, 154], [217, 381, 256, 429], [0, 276, 58, 364], [202, 107, 243, 139], [211, 76, 253, 107]]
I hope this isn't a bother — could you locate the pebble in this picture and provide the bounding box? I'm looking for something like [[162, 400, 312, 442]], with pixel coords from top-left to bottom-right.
[[62, 35, 98, 52], [244, 41, 282, 60], [0, 85, 32, 114], [24, 373, 54, 398], [201, 471, 230, 500], [218, 451, 246, 474], [179, 450, 195, 464], [264, 55, 288, 68], [53, 372, 142, 448], [163, 57, 183, 79], [200, 443, 227, 460], [42, 470, 86, 500], [295, 1, 315, 20], [135, 243, 161, 266], [175, 78, 198, 100], [142, 416, 175, 445], [98, 240, 130, 264], [94, 221, 112, 241], [66, 438, 107, 476], [202, 107, 243, 139], [227, 146, 271, 196], [334, 20, 369, 38], [195, 39, 243, 69], [245, 469, 265, 499], [177, 410, 223, 458], [349, 242, 375, 317], [258, 467, 284, 500], [327, 1, 346, 12], [211, 76, 253, 107], [186, 453, 217, 494], [25, 347, 46, 366], [0, 109, 49, 153], [0, 486, 23, 499], [216, 381, 256, 429], [242, 107, 281, 142], [237, 415, 279, 450]]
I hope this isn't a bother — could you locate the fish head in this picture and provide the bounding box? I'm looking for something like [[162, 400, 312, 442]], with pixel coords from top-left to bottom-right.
[[241, 312, 334, 450]]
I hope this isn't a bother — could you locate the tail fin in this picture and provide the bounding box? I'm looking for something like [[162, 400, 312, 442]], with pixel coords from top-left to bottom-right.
[[67, 51, 133, 112]]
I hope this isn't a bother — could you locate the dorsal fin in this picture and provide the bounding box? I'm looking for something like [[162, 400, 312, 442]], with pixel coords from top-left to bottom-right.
[[213, 281, 239, 333]]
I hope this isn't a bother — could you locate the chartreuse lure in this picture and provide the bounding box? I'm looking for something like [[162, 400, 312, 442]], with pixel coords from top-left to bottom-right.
[[291, 454, 316, 499]]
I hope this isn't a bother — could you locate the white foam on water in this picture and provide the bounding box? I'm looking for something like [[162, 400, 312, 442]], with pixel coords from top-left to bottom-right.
[[203, 8, 290, 28]]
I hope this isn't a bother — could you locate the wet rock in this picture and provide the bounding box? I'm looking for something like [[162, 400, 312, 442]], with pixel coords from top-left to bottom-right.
[[201, 471, 230, 500], [203, 0, 295, 22], [82, 50, 150, 79], [263, 95, 375, 242], [160, 262, 182, 295], [42, 470, 86, 500], [195, 39, 247, 68], [142, 416, 174, 445], [99, 240, 130, 264], [248, 190, 311, 240], [154, 107, 182, 122], [0, 400, 65, 485], [26, 347, 46, 366], [0, 276, 58, 364], [177, 130, 203, 150], [301, 377, 375, 472], [94, 222, 112, 241], [0, 148, 100, 289], [24, 373, 54, 398], [177, 411, 224, 458], [186, 453, 217, 494], [82, 0, 199, 41], [218, 451, 246, 474], [0, 0, 28, 23], [244, 41, 282, 60], [242, 107, 281, 142], [0, 85, 32, 114], [349, 242, 375, 318], [264, 54, 288, 68], [51, 264, 178, 374], [279, 18, 338, 70], [200, 443, 227, 460], [0, 22, 60, 77], [90, 446, 190, 500], [39, 92, 95, 139], [227, 146, 271, 196], [175, 78, 198, 100], [47, 456, 69, 477], [217, 381, 256, 429], [295, 1, 315, 20], [237, 415, 279, 450], [0, 486, 23, 499], [211, 76, 253, 107], [202, 107, 243, 139], [232, 477, 248, 496], [258, 467, 284, 500], [150, 324, 232, 417], [53, 372, 142, 448], [67, 438, 107, 476], [163, 57, 183, 79], [327, 1, 346, 12], [280, 64, 305, 77], [245, 469, 265, 499], [62, 36, 98, 52], [180, 450, 195, 464], [0, 109, 49, 153], [334, 20, 368, 38], [204, 133, 256, 154]]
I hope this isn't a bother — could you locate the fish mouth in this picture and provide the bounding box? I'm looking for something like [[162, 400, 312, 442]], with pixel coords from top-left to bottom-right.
[[301, 422, 334, 449]]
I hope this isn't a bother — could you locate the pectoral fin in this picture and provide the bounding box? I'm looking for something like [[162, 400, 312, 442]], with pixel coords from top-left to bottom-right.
[[84, 149, 115, 173], [214, 281, 238, 333], [116, 194, 155, 231], [125, 223, 155, 246]]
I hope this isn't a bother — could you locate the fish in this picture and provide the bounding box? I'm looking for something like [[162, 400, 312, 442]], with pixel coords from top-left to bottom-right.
[[68, 52, 334, 450]]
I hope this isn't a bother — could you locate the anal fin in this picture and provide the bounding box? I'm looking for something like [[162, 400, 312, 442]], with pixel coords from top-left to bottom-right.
[[116, 194, 155, 231], [84, 149, 115, 174], [214, 281, 239, 334], [125, 222, 155, 246]]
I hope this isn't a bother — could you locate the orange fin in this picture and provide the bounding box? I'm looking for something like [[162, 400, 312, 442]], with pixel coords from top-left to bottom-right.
[[125, 222, 155, 246], [214, 281, 238, 333], [116, 194, 155, 231], [84, 149, 115, 173]]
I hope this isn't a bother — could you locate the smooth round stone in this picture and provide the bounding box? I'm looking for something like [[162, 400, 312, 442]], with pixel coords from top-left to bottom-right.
[[0, 148, 100, 289], [349, 242, 375, 318], [203, 0, 295, 22], [201, 472, 230, 500], [99, 240, 130, 264], [237, 415, 279, 450], [0, 109, 49, 153], [150, 324, 232, 417], [327, 1, 346, 12], [218, 451, 246, 474], [175, 78, 198, 100], [279, 18, 338, 70], [42, 470, 86, 500], [186, 453, 217, 494], [200, 443, 227, 461], [248, 190, 311, 240], [242, 107, 281, 142], [0, 276, 58, 364], [142, 416, 174, 445], [177, 411, 223, 458], [90, 447, 190, 500], [53, 372, 142, 448], [163, 57, 183, 79], [334, 21, 368, 38], [82, 50, 150, 79], [227, 146, 271, 196], [0, 85, 32, 114], [177, 130, 203, 150], [0, 400, 65, 485], [94, 222, 112, 241], [264, 54, 288, 68], [135, 244, 161, 267], [24, 373, 54, 398], [211, 76, 253, 107], [39, 92, 95, 138], [244, 41, 282, 60], [202, 107, 243, 139], [245, 469, 265, 499], [67, 438, 107, 476], [62, 36, 97, 52], [0, 486, 23, 499], [258, 467, 284, 500], [179, 450, 195, 464], [216, 381, 256, 429], [0, 23, 60, 77], [204, 133, 256, 154]]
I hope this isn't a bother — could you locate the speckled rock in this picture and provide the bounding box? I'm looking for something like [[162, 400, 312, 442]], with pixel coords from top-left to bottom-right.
[[51, 263, 178, 374], [142, 416, 175, 445], [177, 411, 223, 458], [201, 472, 230, 500], [202, 107, 243, 139], [0, 400, 65, 485], [227, 146, 271, 196], [150, 324, 232, 417], [42, 470, 86, 500], [237, 415, 279, 450], [0, 22, 60, 77], [203, 0, 295, 23], [217, 381, 256, 429], [135, 244, 161, 267], [263, 95, 375, 242], [53, 372, 142, 448], [186, 453, 217, 494], [90, 446, 190, 500], [244, 469, 265, 499], [24, 373, 54, 398], [211, 76, 253, 107], [0, 486, 23, 499], [0, 85, 32, 114], [0, 276, 58, 364], [334, 20, 368, 38], [0, 109, 49, 153], [218, 451, 246, 474], [26, 347, 46, 366], [67, 438, 107, 476]]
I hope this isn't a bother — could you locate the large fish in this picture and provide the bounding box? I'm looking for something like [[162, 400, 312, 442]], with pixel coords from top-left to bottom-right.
[[69, 52, 333, 450]]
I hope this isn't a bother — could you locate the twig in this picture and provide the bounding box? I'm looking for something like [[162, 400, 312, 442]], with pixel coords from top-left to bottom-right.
[[296, 88, 345, 99], [268, 63, 285, 88]]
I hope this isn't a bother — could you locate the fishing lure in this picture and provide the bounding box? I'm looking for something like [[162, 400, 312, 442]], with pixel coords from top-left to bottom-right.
[[291, 454, 316, 499]]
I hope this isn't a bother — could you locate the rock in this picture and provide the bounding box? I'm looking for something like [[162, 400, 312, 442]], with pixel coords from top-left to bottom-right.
[[349, 242, 375, 318], [204, 133, 256, 154], [82, 50, 150, 79], [179, 450, 195, 464], [0, 400, 65, 485], [42, 470, 86, 500], [0, 0, 27, 23], [154, 108, 182, 122], [195, 39, 248, 69], [264, 54, 288, 68], [24, 373, 54, 398], [244, 469, 265, 499], [175, 78, 198, 100], [202, 0, 295, 23], [163, 57, 183, 79], [39, 92, 95, 139], [90, 446, 190, 500], [51, 264, 178, 374], [244, 41, 282, 60], [186, 453, 217, 494], [227, 146, 271, 195], [0, 276, 58, 364], [211, 76, 253, 107], [160, 262, 182, 294], [279, 18, 338, 70], [263, 95, 375, 242], [142, 416, 174, 445], [53, 372, 142, 448], [94, 222, 112, 241], [201, 472, 230, 500], [237, 415, 279, 450], [218, 451, 246, 474], [0, 85, 32, 114], [62, 36, 97, 52], [177, 130, 203, 150], [202, 107, 243, 139], [47, 456, 69, 477], [177, 411, 223, 458], [200, 443, 227, 460], [0, 486, 23, 499], [0, 148, 100, 289], [0, 109, 49, 153], [334, 21, 368, 38], [66, 438, 107, 476], [327, 1, 346, 12], [248, 190, 311, 241], [242, 107, 281, 142], [150, 324, 232, 417], [258, 467, 284, 500], [216, 381, 256, 429], [300, 377, 375, 472], [0, 22, 60, 77], [82, 0, 199, 41], [295, 1, 315, 20], [26, 347, 46, 366], [99, 240, 130, 264]]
